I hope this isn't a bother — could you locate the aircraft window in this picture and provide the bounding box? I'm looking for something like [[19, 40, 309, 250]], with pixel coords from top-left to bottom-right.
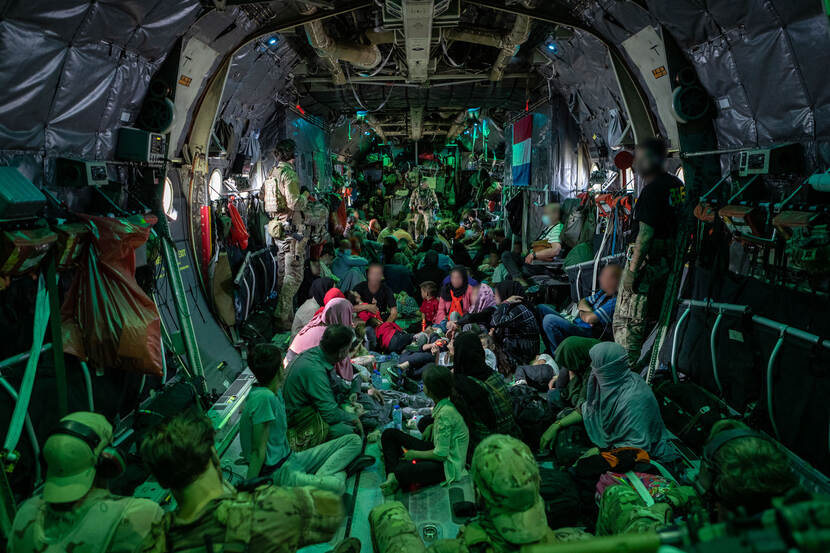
[[209, 169, 223, 202], [624, 167, 635, 192], [163, 176, 178, 221], [676, 166, 685, 183]]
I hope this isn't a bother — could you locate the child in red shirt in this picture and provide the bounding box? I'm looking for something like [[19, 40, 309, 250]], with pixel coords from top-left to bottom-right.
[[419, 281, 439, 326]]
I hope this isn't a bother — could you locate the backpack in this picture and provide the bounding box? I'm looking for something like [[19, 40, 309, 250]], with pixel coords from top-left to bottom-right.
[[538, 468, 583, 528], [508, 384, 554, 450]]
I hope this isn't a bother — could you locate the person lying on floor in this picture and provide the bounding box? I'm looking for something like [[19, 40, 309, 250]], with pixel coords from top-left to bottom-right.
[[539, 342, 676, 463], [356, 304, 413, 354], [537, 263, 622, 353], [392, 331, 449, 380], [380, 364, 469, 495], [240, 343, 373, 494]]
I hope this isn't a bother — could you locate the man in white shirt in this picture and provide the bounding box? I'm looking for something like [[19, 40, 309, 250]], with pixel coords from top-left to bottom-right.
[[501, 202, 564, 284]]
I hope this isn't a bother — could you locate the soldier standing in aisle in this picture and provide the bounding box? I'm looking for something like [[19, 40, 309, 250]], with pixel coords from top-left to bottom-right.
[[613, 137, 685, 368], [264, 139, 308, 331], [409, 172, 439, 241]]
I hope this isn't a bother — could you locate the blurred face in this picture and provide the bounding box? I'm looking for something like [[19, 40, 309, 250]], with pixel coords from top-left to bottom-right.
[[450, 270, 464, 289], [599, 265, 622, 295], [469, 285, 480, 305], [368, 265, 383, 284], [633, 146, 663, 176]]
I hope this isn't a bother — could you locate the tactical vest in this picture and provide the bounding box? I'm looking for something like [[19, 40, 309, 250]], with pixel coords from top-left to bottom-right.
[[9, 495, 133, 553]]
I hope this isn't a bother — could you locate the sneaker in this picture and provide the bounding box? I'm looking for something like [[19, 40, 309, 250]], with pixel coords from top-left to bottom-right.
[[385, 365, 404, 380]]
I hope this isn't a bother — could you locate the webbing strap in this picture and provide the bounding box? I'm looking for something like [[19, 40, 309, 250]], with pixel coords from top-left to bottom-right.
[[624, 471, 655, 507], [3, 274, 49, 453]]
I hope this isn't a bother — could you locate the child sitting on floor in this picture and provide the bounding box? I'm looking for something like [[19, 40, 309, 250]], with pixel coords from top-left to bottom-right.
[[380, 364, 469, 494], [419, 281, 439, 328]]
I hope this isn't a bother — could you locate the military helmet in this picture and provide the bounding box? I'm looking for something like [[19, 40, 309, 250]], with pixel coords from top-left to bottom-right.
[[471, 434, 549, 544]]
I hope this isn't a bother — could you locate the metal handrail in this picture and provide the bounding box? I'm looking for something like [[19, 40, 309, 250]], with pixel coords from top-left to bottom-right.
[[670, 306, 691, 383]]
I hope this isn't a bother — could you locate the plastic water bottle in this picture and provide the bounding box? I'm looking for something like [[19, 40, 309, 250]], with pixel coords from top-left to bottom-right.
[[372, 370, 383, 389], [392, 405, 402, 430]]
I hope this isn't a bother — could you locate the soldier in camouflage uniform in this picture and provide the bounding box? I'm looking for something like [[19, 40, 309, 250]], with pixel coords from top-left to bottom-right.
[[7, 412, 164, 553], [264, 139, 309, 330], [409, 172, 439, 241], [369, 434, 590, 553], [614, 138, 685, 368], [141, 410, 344, 553]]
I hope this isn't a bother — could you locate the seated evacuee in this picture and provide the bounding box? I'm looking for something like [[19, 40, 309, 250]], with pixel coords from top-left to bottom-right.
[[380, 364, 469, 495], [292, 277, 336, 336], [283, 325, 364, 441], [450, 332, 522, 452], [353, 263, 398, 324], [547, 336, 601, 410], [435, 266, 475, 327], [415, 249, 450, 292], [489, 281, 540, 375], [538, 264, 623, 352], [140, 411, 344, 553], [7, 412, 164, 553], [445, 281, 497, 336], [501, 202, 564, 283], [419, 281, 440, 327], [240, 343, 370, 494], [596, 419, 800, 536], [287, 297, 354, 378], [332, 239, 369, 291], [540, 342, 676, 462]]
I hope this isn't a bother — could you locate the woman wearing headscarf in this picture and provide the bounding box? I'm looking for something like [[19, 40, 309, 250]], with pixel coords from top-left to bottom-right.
[[445, 282, 497, 335], [539, 342, 676, 462], [382, 237, 409, 266], [291, 277, 336, 336], [451, 332, 522, 452], [435, 266, 475, 327], [489, 281, 540, 375], [549, 336, 601, 410], [414, 250, 448, 292], [287, 297, 355, 379]]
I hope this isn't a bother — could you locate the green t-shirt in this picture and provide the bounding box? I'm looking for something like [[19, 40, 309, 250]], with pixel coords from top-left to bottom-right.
[[240, 387, 291, 466]]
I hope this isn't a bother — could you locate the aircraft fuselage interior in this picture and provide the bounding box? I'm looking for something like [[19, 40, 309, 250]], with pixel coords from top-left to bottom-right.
[[2, 1, 830, 552]]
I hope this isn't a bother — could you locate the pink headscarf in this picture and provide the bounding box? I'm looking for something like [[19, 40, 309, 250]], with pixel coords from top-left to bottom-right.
[[314, 287, 346, 317], [290, 297, 355, 379], [471, 283, 496, 313]]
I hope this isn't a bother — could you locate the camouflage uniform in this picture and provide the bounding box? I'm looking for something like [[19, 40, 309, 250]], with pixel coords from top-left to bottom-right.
[[370, 435, 591, 553], [7, 490, 164, 553], [264, 160, 308, 329], [612, 242, 673, 368], [155, 484, 343, 553], [409, 185, 439, 240], [7, 411, 164, 553], [596, 475, 699, 536]]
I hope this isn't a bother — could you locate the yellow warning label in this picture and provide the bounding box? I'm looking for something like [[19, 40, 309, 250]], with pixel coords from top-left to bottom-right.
[[652, 66, 667, 79], [178, 75, 192, 86]]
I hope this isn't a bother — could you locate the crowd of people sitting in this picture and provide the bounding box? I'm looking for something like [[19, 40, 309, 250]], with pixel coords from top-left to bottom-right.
[[7, 141, 813, 553]]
